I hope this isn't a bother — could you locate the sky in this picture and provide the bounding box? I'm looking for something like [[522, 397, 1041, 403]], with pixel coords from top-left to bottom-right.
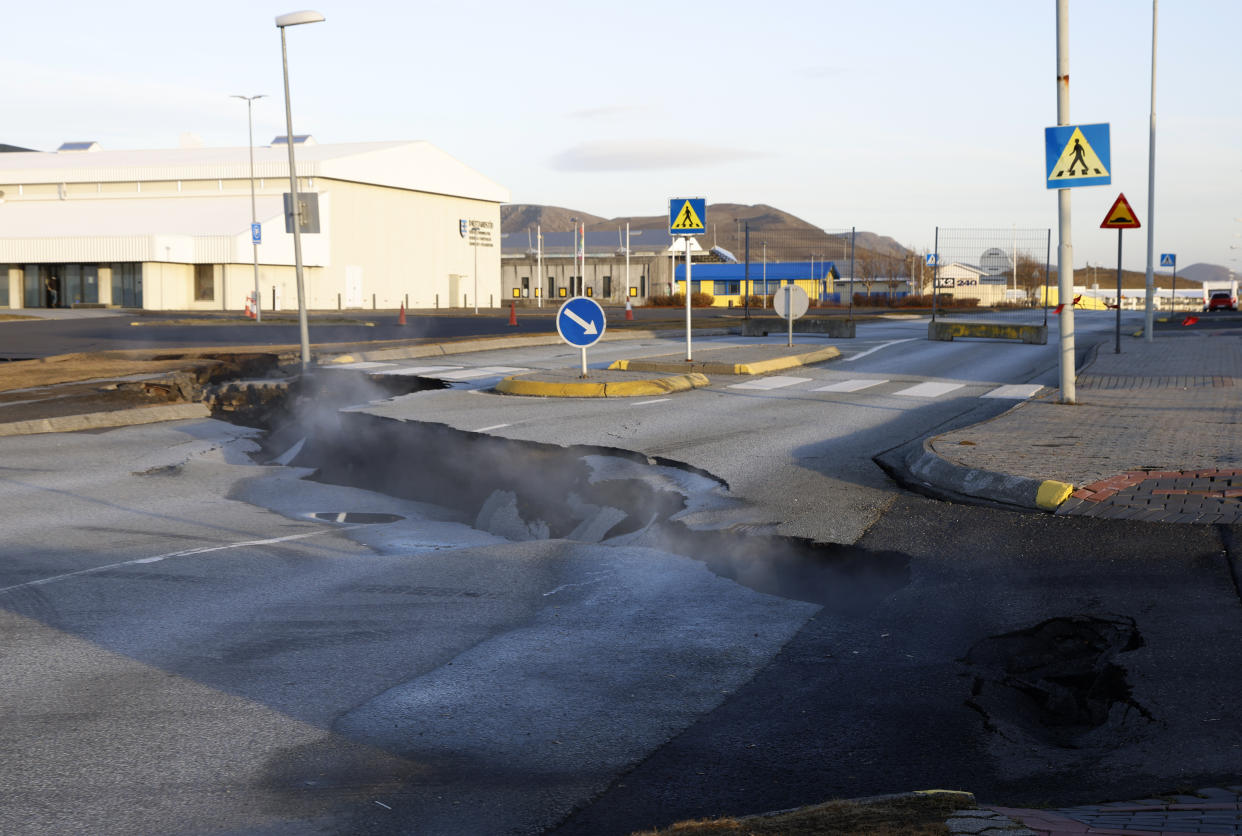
[[3, 0, 1239, 272]]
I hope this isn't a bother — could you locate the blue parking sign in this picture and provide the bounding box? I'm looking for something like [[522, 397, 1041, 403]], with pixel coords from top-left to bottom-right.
[[251, 223, 262, 245]]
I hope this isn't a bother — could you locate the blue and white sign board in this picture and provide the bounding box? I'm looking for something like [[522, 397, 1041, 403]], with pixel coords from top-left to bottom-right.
[[925, 253, 939, 267], [1044, 123, 1111, 189], [1160, 253, 1176, 268], [251, 223, 262, 245], [556, 296, 606, 348], [669, 198, 706, 235]]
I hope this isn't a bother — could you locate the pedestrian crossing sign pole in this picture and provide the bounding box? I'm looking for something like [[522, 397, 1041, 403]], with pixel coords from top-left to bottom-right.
[[669, 197, 706, 361]]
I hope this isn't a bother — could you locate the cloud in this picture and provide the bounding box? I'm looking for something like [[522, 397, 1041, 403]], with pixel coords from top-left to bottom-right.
[[550, 140, 765, 172]]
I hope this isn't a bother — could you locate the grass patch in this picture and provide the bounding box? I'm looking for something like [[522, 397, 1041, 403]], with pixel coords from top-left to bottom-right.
[[629, 792, 975, 836], [0, 314, 38, 322]]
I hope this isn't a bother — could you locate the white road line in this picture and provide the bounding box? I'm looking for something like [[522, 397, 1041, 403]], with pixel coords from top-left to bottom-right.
[[728, 376, 813, 391], [476, 423, 511, 432], [843, 338, 918, 362], [0, 529, 348, 596], [894, 381, 966, 398], [633, 398, 671, 406], [812, 379, 889, 393], [332, 361, 395, 370], [436, 366, 528, 380], [382, 365, 463, 376], [982, 384, 1045, 400]]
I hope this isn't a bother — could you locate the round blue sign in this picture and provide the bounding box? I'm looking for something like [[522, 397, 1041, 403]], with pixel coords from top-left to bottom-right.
[[556, 297, 606, 348]]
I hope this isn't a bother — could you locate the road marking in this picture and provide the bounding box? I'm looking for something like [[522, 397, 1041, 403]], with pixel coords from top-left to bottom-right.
[[894, 381, 965, 398], [0, 529, 347, 597], [728, 376, 813, 391], [812, 379, 889, 393], [332, 361, 394, 370], [982, 384, 1045, 400], [382, 365, 463, 376], [476, 423, 511, 432], [436, 366, 528, 380], [633, 398, 671, 405], [843, 338, 918, 362]]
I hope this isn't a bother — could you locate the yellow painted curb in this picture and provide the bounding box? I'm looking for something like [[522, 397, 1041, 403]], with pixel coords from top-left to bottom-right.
[[1035, 479, 1074, 510], [609, 346, 841, 376], [736, 346, 841, 375], [495, 373, 708, 398]]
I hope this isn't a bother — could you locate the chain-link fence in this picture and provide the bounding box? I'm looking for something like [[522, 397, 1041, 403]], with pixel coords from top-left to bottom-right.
[[701, 222, 858, 318], [930, 227, 1052, 324]]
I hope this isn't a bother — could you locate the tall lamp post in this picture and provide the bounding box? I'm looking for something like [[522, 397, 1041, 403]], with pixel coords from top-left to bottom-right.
[[231, 93, 266, 323], [275, 9, 324, 369]]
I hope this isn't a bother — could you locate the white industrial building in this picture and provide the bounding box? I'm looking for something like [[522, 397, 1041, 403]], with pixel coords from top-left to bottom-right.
[[0, 139, 508, 312]]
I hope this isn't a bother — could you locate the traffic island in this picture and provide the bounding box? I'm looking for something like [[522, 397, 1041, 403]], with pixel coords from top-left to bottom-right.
[[609, 344, 840, 376], [929, 319, 1048, 344], [494, 368, 709, 398]]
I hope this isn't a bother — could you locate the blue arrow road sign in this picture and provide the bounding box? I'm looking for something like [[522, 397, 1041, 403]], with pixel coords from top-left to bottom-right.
[[556, 296, 606, 348], [926, 253, 939, 267], [1160, 253, 1176, 268], [251, 223, 262, 245]]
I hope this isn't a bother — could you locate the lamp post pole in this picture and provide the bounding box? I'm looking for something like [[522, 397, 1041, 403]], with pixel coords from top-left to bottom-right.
[[275, 10, 324, 369], [232, 94, 266, 323]]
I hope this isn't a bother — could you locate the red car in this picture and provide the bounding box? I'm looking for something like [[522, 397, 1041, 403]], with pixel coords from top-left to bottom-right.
[[1204, 291, 1237, 312]]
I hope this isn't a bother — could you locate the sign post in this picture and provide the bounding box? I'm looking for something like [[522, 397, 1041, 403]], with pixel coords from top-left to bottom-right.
[[669, 197, 706, 361], [556, 296, 606, 377], [1161, 253, 1177, 313], [1101, 193, 1141, 354], [773, 284, 809, 347]]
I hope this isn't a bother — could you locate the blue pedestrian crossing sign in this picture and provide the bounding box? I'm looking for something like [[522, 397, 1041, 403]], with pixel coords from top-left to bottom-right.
[[925, 253, 939, 267], [1045, 123, 1111, 189], [556, 296, 606, 348], [669, 198, 706, 235], [1160, 253, 1176, 268], [251, 223, 262, 244]]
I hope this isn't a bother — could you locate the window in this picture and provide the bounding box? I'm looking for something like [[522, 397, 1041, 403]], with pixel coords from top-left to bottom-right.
[[194, 264, 214, 301], [602, 275, 612, 298]]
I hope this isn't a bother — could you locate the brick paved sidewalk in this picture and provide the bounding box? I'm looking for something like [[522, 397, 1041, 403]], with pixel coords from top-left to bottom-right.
[[930, 334, 1242, 522], [988, 785, 1242, 835]]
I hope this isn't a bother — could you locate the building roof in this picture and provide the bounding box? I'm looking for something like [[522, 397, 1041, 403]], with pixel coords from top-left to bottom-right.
[[502, 228, 710, 257], [0, 140, 509, 203]]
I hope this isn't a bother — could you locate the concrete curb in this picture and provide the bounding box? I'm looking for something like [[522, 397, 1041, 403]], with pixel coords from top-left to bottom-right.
[[905, 436, 1074, 513], [494, 373, 710, 398], [609, 345, 841, 376], [324, 327, 734, 365], [0, 402, 211, 437]]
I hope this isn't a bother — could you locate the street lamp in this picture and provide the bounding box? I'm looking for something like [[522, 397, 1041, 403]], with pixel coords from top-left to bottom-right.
[[231, 93, 266, 323], [275, 9, 324, 369]]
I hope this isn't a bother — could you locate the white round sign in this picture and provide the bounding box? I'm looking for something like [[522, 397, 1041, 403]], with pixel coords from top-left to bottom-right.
[[772, 284, 809, 320]]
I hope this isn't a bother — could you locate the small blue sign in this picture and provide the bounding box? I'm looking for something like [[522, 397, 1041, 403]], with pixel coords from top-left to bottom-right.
[[1045, 123, 1111, 189], [251, 223, 262, 245], [925, 253, 939, 267], [669, 197, 706, 235], [1160, 253, 1176, 268], [556, 297, 606, 348]]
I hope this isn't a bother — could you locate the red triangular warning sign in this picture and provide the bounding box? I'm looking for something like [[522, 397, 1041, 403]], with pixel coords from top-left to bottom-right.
[[1100, 193, 1141, 229]]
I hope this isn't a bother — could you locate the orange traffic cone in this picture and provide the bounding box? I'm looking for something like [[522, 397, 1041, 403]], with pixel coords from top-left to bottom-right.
[[508, 301, 518, 327], [398, 302, 407, 326], [624, 299, 634, 320], [244, 293, 256, 320]]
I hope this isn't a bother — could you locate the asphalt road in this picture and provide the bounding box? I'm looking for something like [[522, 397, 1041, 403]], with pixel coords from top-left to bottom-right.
[[3, 311, 1239, 835]]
